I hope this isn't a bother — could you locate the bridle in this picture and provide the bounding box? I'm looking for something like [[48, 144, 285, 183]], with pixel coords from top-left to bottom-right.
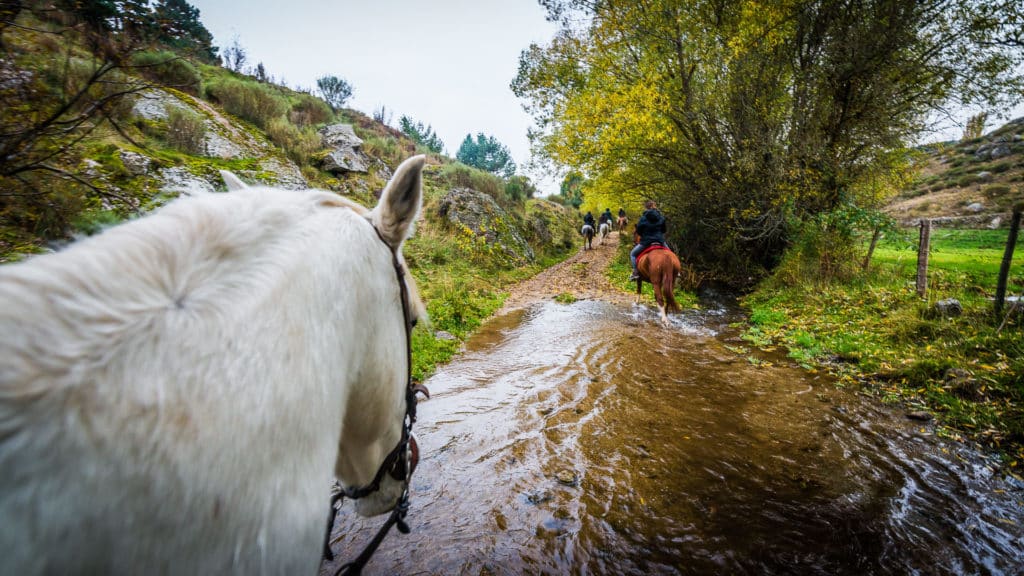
[[323, 222, 429, 576]]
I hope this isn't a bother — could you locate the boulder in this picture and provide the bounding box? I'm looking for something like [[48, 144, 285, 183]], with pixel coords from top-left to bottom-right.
[[82, 159, 102, 179], [965, 202, 984, 213], [159, 167, 216, 197], [523, 199, 576, 250], [119, 150, 151, 176], [260, 157, 308, 190], [944, 368, 982, 400], [932, 298, 963, 318], [437, 187, 535, 264], [975, 142, 1012, 160], [204, 130, 247, 159], [318, 124, 369, 174]]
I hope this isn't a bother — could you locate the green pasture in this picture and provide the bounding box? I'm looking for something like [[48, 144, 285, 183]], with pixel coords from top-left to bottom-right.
[[743, 227, 1024, 466], [871, 228, 1022, 282]]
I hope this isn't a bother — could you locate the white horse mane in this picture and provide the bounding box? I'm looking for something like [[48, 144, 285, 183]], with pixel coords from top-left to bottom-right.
[[0, 156, 427, 574]]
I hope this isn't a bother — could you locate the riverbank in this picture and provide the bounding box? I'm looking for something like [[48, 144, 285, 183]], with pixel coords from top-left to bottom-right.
[[741, 228, 1023, 468]]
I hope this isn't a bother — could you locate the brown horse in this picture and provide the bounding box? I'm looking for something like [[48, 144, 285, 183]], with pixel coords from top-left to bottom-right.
[[617, 215, 628, 232], [634, 235, 681, 324]]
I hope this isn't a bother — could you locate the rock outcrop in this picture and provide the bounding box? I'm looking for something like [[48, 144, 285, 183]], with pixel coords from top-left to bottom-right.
[[523, 199, 577, 251], [318, 124, 369, 174], [437, 187, 535, 264], [130, 89, 308, 190]]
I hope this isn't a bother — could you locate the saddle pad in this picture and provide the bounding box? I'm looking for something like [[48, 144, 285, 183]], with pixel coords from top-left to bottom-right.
[[638, 244, 669, 261]]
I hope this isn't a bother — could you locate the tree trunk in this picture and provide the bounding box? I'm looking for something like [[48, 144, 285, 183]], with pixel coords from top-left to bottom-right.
[[994, 205, 1022, 317], [916, 219, 931, 298], [863, 227, 881, 270]]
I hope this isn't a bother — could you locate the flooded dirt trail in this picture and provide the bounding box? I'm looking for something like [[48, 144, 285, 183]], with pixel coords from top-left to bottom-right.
[[325, 242, 1023, 575]]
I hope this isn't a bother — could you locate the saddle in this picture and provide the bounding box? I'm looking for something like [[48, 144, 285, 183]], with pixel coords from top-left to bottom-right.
[[637, 243, 670, 262]]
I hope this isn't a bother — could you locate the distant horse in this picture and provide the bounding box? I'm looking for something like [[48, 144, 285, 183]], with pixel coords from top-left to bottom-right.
[[617, 215, 628, 232], [598, 221, 611, 245], [581, 224, 595, 250], [0, 156, 430, 575], [634, 234, 682, 324]]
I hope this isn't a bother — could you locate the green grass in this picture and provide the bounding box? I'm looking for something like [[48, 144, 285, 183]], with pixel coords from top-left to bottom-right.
[[554, 293, 578, 304], [871, 228, 1021, 280], [743, 228, 1024, 466]]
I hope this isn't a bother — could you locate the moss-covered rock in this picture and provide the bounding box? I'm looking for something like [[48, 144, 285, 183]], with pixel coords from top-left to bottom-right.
[[437, 187, 535, 265]]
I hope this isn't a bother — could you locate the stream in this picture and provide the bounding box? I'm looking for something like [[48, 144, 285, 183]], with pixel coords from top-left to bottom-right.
[[328, 299, 1024, 575]]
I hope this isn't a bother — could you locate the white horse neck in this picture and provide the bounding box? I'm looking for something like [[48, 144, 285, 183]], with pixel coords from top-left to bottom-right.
[[0, 187, 409, 574]]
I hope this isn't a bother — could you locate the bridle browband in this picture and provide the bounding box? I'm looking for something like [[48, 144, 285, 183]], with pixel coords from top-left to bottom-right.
[[323, 221, 429, 576]]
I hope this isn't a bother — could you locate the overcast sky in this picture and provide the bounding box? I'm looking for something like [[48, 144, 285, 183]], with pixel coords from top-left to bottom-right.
[[188, 0, 561, 193], [188, 0, 1022, 196]]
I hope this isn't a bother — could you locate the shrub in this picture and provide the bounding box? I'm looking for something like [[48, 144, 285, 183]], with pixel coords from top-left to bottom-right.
[[289, 93, 332, 127], [957, 174, 978, 187], [265, 117, 320, 164], [205, 77, 288, 129], [436, 162, 504, 202], [982, 184, 1012, 198], [362, 136, 404, 168], [166, 108, 207, 154], [72, 209, 122, 236], [990, 161, 1013, 173], [130, 51, 202, 94]]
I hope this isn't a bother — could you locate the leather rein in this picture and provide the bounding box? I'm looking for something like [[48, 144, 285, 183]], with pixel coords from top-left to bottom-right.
[[323, 222, 429, 576]]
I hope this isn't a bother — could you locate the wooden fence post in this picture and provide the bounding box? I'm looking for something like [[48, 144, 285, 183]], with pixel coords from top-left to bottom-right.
[[916, 219, 931, 298], [863, 226, 881, 270], [994, 204, 1022, 317]]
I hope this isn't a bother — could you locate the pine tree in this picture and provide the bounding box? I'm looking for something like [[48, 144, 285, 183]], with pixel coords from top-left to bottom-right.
[[398, 115, 443, 153], [153, 0, 218, 63], [456, 133, 515, 177]]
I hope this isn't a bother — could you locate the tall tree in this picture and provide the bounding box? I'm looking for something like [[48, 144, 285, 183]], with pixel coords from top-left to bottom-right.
[[514, 0, 1024, 280], [398, 115, 444, 153], [456, 133, 516, 178], [962, 112, 989, 141], [221, 35, 246, 73], [316, 75, 353, 110], [152, 0, 218, 63], [1, 2, 154, 242]]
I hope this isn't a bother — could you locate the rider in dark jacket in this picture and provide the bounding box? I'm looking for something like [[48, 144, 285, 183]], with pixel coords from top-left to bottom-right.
[[630, 200, 667, 280], [583, 211, 595, 228], [601, 208, 613, 226]]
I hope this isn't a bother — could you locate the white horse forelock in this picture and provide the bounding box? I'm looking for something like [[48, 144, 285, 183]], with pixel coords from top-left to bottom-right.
[[0, 156, 426, 574]]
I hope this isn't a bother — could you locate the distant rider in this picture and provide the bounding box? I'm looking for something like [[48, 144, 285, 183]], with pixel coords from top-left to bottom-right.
[[583, 210, 595, 229], [600, 208, 613, 227], [629, 200, 667, 281]]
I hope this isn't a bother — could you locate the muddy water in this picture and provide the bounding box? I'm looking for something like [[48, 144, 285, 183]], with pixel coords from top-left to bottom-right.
[[329, 300, 1024, 575]]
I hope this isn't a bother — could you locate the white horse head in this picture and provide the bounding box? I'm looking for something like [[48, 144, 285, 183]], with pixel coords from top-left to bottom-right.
[[0, 155, 428, 574]]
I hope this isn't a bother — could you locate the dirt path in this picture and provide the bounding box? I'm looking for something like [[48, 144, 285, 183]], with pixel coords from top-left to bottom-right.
[[500, 230, 634, 311]]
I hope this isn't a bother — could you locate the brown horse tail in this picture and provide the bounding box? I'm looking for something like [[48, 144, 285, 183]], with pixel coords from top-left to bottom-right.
[[661, 262, 680, 313]]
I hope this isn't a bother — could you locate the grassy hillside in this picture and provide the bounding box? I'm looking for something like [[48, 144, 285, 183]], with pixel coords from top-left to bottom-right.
[[889, 118, 1024, 226], [0, 8, 578, 382]]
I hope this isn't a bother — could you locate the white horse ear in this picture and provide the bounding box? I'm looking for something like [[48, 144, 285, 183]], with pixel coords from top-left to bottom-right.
[[219, 170, 249, 191], [371, 155, 425, 249]]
